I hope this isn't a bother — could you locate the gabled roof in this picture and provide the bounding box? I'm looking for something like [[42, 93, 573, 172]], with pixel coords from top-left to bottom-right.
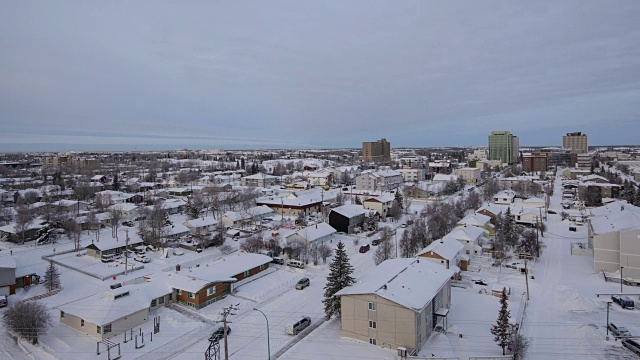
[[288, 222, 336, 242], [243, 172, 277, 180], [494, 190, 516, 199], [335, 258, 453, 312], [183, 216, 217, 228], [457, 213, 491, 227], [417, 237, 464, 260], [477, 204, 504, 216], [223, 206, 273, 222], [109, 203, 138, 212], [331, 205, 367, 218], [579, 174, 608, 182], [85, 236, 143, 251], [364, 195, 395, 204], [445, 225, 486, 242]]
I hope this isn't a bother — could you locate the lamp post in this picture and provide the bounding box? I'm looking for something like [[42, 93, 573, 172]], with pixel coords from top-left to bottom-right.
[[606, 301, 612, 340], [253, 308, 270, 360], [620, 266, 624, 293]]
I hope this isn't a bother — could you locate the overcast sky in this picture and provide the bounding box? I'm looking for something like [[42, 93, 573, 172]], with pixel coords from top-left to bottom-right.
[[1, 1, 640, 151]]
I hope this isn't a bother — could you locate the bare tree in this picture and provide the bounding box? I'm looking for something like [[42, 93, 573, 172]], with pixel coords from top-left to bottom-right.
[[109, 208, 122, 239], [14, 203, 35, 243], [240, 234, 263, 253], [508, 333, 530, 360], [2, 301, 52, 344], [0, 202, 13, 226], [374, 227, 395, 265], [185, 192, 205, 219], [398, 227, 416, 257], [318, 243, 332, 263], [335, 192, 345, 207], [64, 219, 82, 251], [483, 178, 500, 201]]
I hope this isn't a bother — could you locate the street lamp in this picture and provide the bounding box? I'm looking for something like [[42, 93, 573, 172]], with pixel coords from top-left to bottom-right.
[[253, 308, 270, 360], [620, 266, 625, 293]]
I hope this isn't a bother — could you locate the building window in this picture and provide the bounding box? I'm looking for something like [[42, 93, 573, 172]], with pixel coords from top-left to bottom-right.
[[187, 292, 194, 299], [104, 324, 112, 333], [244, 270, 250, 277], [159, 296, 164, 304], [368, 302, 376, 311], [81, 319, 85, 327], [260, 264, 265, 271], [151, 299, 157, 307], [178, 290, 182, 295], [60, 311, 65, 319], [97, 326, 101, 334], [368, 320, 377, 329], [369, 338, 376, 345], [207, 286, 216, 296]]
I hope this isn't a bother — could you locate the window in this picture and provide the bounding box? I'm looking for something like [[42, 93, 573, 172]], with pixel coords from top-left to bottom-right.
[[368, 320, 377, 329], [178, 290, 182, 295], [104, 324, 112, 333], [260, 264, 265, 271], [187, 292, 194, 299], [60, 311, 65, 319], [169, 293, 173, 301], [151, 299, 157, 307], [369, 338, 376, 345], [81, 319, 85, 327], [244, 270, 250, 277], [207, 286, 216, 296], [159, 296, 164, 304], [97, 326, 101, 334], [368, 302, 376, 311]]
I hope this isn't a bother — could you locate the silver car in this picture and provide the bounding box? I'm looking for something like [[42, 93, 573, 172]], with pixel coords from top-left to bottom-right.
[[608, 323, 630, 338]]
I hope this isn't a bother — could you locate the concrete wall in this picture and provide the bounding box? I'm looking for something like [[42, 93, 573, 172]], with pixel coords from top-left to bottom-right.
[[594, 231, 620, 273], [61, 308, 150, 340], [620, 229, 640, 279]]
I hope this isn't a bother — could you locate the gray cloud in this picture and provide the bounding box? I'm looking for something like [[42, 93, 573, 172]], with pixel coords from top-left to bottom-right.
[[1, 1, 640, 151]]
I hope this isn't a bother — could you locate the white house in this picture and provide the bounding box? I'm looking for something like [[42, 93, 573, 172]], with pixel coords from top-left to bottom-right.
[[108, 203, 139, 221], [221, 205, 274, 228], [305, 171, 333, 186], [417, 237, 467, 275], [363, 195, 395, 218], [183, 217, 217, 236], [286, 222, 337, 245], [241, 173, 278, 187], [432, 174, 457, 184], [493, 190, 517, 205], [355, 170, 403, 192], [444, 225, 486, 255]]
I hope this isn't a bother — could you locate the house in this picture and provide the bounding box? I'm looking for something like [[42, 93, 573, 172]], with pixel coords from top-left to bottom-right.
[[85, 236, 144, 259], [476, 204, 504, 223], [493, 190, 517, 205], [578, 174, 609, 183], [241, 173, 278, 187], [355, 170, 403, 192], [91, 175, 108, 184], [221, 205, 274, 228], [286, 222, 337, 245], [456, 167, 481, 185], [403, 182, 445, 199], [329, 205, 367, 234], [336, 258, 454, 354], [457, 213, 494, 236], [417, 237, 467, 274], [512, 207, 541, 227], [432, 174, 456, 185], [164, 253, 272, 309], [75, 212, 112, 230], [589, 202, 640, 280], [0, 256, 40, 296], [396, 168, 426, 183], [0, 220, 46, 243], [164, 223, 190, 240], [183, 217, 218, 236], [444, 225, 486, 255], [108, 203, 139, 221], [256, 188, 324, 217], [59, 282, 172, 340], [363, 195, 395, 219], [52, 199, 90, 214], [578, 182, 621, 200], [428, 161, 452, 174], [513, 197, 545, 209], [306, 171, 333, 187]]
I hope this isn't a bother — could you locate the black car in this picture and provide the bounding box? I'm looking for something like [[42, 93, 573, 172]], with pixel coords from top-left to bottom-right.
[[209, 326, 231, 342], [271, 257, 285, 265], [359, 244, 370, 253]]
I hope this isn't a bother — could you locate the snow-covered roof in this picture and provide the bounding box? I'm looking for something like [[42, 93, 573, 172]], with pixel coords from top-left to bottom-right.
[[417, 237, 464, 260], [590, 203, 640, 234], [164, 223, 190, 236], [288, 222, 336, 242], [257, 188, 325, 207], [445, 225, 486, 242], [85, 236, 143, 251], [364, 195, 395, 204], [223, 206, 273, 222], [433, 174, 456, 182], [477, 204, 504, 216], [331, 204, 367, 218], [243, 173, 277, 180], [494, 190, 516, 199], [335, 258, 453, 312], [579, 174, 608, 182], [0, 256, 17, 269], [457, 213, 491, 227], [183, 216, 217, 228], [59, 282, 172, 326]]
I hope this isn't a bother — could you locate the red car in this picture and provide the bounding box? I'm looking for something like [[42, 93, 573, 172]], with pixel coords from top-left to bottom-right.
[[359, 244, 370, 253]]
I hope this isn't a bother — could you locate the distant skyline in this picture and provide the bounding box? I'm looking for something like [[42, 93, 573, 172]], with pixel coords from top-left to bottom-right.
[[2, 1, 640, 151]]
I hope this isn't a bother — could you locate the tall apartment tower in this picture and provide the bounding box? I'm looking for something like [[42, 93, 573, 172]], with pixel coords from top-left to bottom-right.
[[562, 132, 588, 153], [488, 131, 519, 164], [362, 138, 391, 162]]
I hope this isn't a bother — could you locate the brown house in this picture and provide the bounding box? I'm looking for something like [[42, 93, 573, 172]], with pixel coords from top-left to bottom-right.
[[165, 253, 272, 309]]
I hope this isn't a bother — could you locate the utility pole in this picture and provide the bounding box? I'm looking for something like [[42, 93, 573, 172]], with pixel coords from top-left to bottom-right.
[[538, 207, 544, 237], [220, 304, 238, 360], [606, 301, 612, 340], [125, 230, 129, 275], [524, 258, 530, 301]]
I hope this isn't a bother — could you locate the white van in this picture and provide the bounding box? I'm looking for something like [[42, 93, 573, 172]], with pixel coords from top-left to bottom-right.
[[285, 316, 311, 335], [101, 253, 117, 263], [287, 260, 305, 269]]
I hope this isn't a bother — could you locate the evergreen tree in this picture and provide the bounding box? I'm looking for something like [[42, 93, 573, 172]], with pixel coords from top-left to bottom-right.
[[394, 190, 404, 211], [112, 173, 120, 191], [635, 188, 640, 207], [43, 261, 61, 292], [355, 196, 362, 205], [497, 208, 519, 249], [323, 241, 355, 320], [626, 185, 636, 205], [491, 288, 511, 355]]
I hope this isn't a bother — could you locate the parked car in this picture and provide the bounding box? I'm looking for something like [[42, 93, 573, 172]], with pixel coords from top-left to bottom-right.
[[122, 221, 135, 227], [173, 247, 185, 256], [0, 295, 7, 308], [612, 295, 635, 310], [359, 244, 370, 253], [196, 246, 203, 253], [371, 239, 381, 246], [271, 257, 285, 265], [209, 326, 231, 342], [146, 244, 157, 252], [608, 323, 630, 338], [622, 339, 640, 355], [547, 210, 557, 214], [400, 223, 407, 228], [286, 259, 305, 269], [285, 316, 311, 335], [109, 283, 122, 290], [134, 255, 151, 263], [295, 277, 310, 290]]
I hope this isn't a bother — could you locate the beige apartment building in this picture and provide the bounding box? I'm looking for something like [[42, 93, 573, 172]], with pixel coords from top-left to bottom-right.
[[456, 167, 481, 185], [336, 258, 453, 355], [562, 131, 588, 154], [362, 138, 391, 162]]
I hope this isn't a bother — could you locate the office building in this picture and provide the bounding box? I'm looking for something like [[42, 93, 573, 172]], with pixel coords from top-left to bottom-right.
[[362, 138, 391, 162], [488, 131, 519, 164], [562, 132, 588, 153], [521, 152, 548, 173]]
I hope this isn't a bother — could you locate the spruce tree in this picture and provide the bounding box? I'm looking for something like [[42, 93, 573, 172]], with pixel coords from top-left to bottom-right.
[[626, 185, 636, 205], [112, 173, 120, 191], [491, 288, 511, 355], [323, 241, 355, 320], [394, 190, 404, 210], [43, 261, 61, 292]]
